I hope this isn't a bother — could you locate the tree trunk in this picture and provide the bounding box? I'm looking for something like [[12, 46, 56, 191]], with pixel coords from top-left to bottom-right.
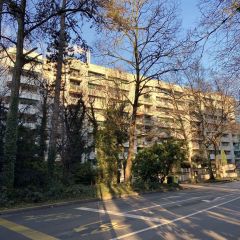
[[125, 100, 138, 182], [125, 120, 136, 182], [39, 94, 48, 161], [2, 0, 26, 188], [47, 0, 66, 178], [125, 33, 140, 183], [213, 143, 220, 178], [207, 152, 215, 180]]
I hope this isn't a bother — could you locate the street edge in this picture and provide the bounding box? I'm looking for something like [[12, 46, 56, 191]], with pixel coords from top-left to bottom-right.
[[0, 185, 192, 215]]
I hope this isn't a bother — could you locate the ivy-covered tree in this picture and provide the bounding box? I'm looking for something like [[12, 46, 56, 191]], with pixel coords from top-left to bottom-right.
[[0, 0, 108, 189], [60, 96, 88, 183], [15, 125, 47, 188], [0, 96, 7, 185], [46, 0, 106, 178], [97, 100, 129, 184]]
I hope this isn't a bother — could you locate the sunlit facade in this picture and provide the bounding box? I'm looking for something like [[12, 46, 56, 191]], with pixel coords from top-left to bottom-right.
[[1, 52, 240, 178], [51, 59, 240, 174]]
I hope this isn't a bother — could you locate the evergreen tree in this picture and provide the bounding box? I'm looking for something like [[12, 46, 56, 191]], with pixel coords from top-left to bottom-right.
[[97, 100, 129, 184]]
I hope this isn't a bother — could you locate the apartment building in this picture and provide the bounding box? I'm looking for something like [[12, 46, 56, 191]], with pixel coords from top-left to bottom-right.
[[1, 50, 239, 176], [59, 59, 240, 173], [0, 48, 44, 129]]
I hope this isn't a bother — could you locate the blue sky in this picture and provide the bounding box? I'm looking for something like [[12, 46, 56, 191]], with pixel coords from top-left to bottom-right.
[[181, 0, 199, 30], [83, 0, 201, 64]]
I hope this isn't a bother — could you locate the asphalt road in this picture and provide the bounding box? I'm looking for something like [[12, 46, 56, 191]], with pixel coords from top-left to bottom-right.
[[0, 181, 240, 240]]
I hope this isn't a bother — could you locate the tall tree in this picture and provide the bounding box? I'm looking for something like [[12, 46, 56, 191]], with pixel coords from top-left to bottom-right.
[[0, 0, 106, 188], [46, 0, 108, 178], [185, 64, 236, 179], [96, 85, 130, 184], [97, 0, 189, 182], [47, 0, 67, 179], [0, 0, 63, 188], [60, 95, 87, 182]]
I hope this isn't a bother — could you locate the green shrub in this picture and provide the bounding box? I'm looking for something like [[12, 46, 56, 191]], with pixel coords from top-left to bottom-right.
[[133, 139, 187, 183], [74, 162, 97, 185]]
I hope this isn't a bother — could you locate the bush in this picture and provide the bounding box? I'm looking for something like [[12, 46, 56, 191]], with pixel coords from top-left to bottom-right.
[[133, 179, 161, 191], [74, 162, 97, 185], [133, 139, 187, 183]]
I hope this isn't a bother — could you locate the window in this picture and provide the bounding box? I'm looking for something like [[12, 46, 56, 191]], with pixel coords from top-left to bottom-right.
[[70, 68, 80, 77], [156, 87, 170, 95], [69, 92, 82, 98], [221, 142, 229, 147], [21, 83, 38, 93], [70, 79, 80, 86], [19, 98, 38, 106], [20, 113, 37, 123], [88, 71, 105, 78], [234, 151, 240, 158], [174, 91, 183, 97], [108, 76, 128, 84], [144, 105, 151, 113], [89, 96, 105, 104], [227, 159, 232, 164], [156, 106, 171, 114], [88, 83, 105, 91], [88, 83, 96, 89]]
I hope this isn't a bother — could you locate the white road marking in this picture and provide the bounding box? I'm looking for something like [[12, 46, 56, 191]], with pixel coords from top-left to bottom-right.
[[125, 197, 201, 213], [127, 193, 236, 213], [76, 207, 170, 223], [110, 195, 240, 240], [161, 195, 182, 199], [125, 196, 201, 213], [202, 197, 224, 203]]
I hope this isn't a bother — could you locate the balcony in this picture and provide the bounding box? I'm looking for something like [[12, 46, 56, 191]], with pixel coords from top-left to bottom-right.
[[144, 119, 153, 126], [88, 88, 106, 97], [69, 84, 81, 92]]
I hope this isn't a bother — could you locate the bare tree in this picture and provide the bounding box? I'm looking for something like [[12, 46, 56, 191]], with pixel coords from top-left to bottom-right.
[[196, 1, 240, 81], [97, 0, 189, 182], [184, 64, 237, 179], [158, 83, 193, 171]]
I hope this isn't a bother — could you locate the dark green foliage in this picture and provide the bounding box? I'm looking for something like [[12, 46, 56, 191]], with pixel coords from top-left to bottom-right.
[[15, 126, 47, 188], [191, 150, 208, 168], [0, 98, 7, 186], [74, 162, 97, 185], [97, 101, 129, 184], [133, 180, 180, 191], [61, 97, 88, 182], [0, 183, 98, 208], [133, 149, 159, 182], [2, 93, 20, 188], [133, 139, 187, 183]]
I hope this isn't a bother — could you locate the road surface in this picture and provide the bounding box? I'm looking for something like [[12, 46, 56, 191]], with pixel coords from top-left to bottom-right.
[[0, 181, 240, 240]]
